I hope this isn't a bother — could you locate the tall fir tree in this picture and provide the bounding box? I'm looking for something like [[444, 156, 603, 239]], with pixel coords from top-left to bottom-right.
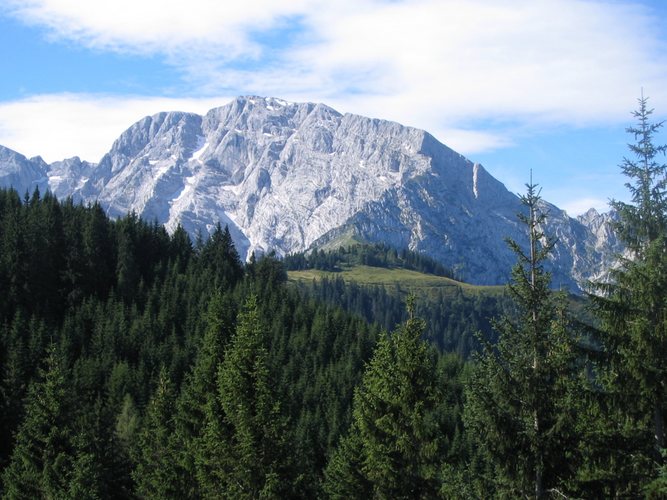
[[132, 367, 180, 499], [464, 182, 580, 498], [324, 297, 449, 499], [174, 290, 236, 498], [1, 345, 76, 499], [215, 294, 291, 498], [0, 312, 31, 472], [589, 92, 667, 491], [198, 224, 244, 289], [68, 396, 134, 500]]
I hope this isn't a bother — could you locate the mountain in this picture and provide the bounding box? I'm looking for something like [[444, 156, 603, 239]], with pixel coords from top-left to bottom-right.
[[0, 146, 49, 197], [0, 96, 621, 291]]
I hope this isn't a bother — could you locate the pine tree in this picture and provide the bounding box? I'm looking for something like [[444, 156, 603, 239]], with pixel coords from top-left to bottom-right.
[[115, 393, 139, 453], [323, 431, 371, 499], [612, 93, 667, 252], [590, 92, 667, 485], [175, 290, 236, 498], [215, 294, 290, 498], [68, 397, 133, 500], [115, 215, 140, 303], [82, 202, 114, 299], [1, 346, 76, 499], [132, 367, 180, 499], [464, 182, 580, 498], [198, 224, 243, 289], [0, 312, 31, 471], [169, 224, 193, 272], [324, 297, 447, 499]]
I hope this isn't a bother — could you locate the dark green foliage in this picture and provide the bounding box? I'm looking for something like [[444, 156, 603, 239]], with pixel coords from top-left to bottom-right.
[[0, 312, 32, 471], [0, 186, 393, 496], [0, 189, 251, 495], [70, 396, 134, 500], [132, 367, 180, 499], [588, 93, 667, 492], [295, 274, 509, 358], [2, 168, 660, 497], [612, 94, 667, 252], [323, 432, 371, 499], [1, 346, 75, 499], [325, 299, 460, 498], [465, 183, 582, 498], [214, 294, 291, 497], [174, 290, 236, 498], [115, 394, 139, 455], [198, 223, 244, 289], [645, 449, 667, 498], [284, 242, 454, 278]]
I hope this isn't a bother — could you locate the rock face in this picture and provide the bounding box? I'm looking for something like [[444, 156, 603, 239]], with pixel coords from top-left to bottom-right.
[[0, 96, 622, 291], [0, 146, 49, 197]]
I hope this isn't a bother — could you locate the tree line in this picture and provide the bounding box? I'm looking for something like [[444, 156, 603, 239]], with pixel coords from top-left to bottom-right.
[[284, 243, 454, 278], [291, 273, 510, 358]]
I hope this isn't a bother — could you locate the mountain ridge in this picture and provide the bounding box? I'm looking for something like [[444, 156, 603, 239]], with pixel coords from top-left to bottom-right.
[[0, 95, 621, 291]]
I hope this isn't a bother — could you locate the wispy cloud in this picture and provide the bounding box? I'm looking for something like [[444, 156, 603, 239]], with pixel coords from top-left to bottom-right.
[[3, 0, 314, 58], [4, 0, 666, 153]]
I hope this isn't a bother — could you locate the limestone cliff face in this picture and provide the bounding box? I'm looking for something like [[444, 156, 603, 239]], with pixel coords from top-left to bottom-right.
[[0, 96, 622, 291], [0, 146, 49, 197]]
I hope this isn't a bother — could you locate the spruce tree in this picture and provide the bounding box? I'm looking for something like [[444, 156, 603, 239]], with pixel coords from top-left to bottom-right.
[[215, 294, 290, 498], [324, 297, 447, 499], [464, 182, 579, 498], [589, 92, 667, 486], [1, 346, 76, 499], [132, 367, 180, 499], [69, 397, 133, 500], [175, 290, 236, 498], [323, 431, 371, 499], [0, 313, 30, 471], [198, 224, 243, 289]]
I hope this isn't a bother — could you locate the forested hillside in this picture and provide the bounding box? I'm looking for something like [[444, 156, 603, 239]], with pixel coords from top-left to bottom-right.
[[0, 187, 468, 497], [285, 244, 510, 357]]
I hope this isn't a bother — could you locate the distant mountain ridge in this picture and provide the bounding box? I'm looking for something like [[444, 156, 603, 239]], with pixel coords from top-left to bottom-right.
[[0, 96, 621, 291]]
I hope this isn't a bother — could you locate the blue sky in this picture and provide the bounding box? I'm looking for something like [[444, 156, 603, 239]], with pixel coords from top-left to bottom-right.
[[1, 0, 667, 215]]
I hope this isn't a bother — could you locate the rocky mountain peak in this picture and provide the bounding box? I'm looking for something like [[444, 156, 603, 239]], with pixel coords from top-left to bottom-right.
[[0, 145, 49, 197], [0, 96, 621, 291]]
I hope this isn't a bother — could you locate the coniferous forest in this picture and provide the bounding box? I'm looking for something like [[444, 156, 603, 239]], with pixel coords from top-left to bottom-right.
[[0, 96, 666, 499]]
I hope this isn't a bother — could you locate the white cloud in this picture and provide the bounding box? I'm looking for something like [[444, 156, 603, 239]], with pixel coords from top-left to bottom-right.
[[5, 1, 667, 125], [286, 0, 667, 125], [0, 94, 230, 162], [3, 0, 315, 59], [430, 128, 514, 155]]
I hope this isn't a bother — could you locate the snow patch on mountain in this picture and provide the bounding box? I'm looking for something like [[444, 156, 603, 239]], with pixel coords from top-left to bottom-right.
[[472, 163, 480, 199]]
